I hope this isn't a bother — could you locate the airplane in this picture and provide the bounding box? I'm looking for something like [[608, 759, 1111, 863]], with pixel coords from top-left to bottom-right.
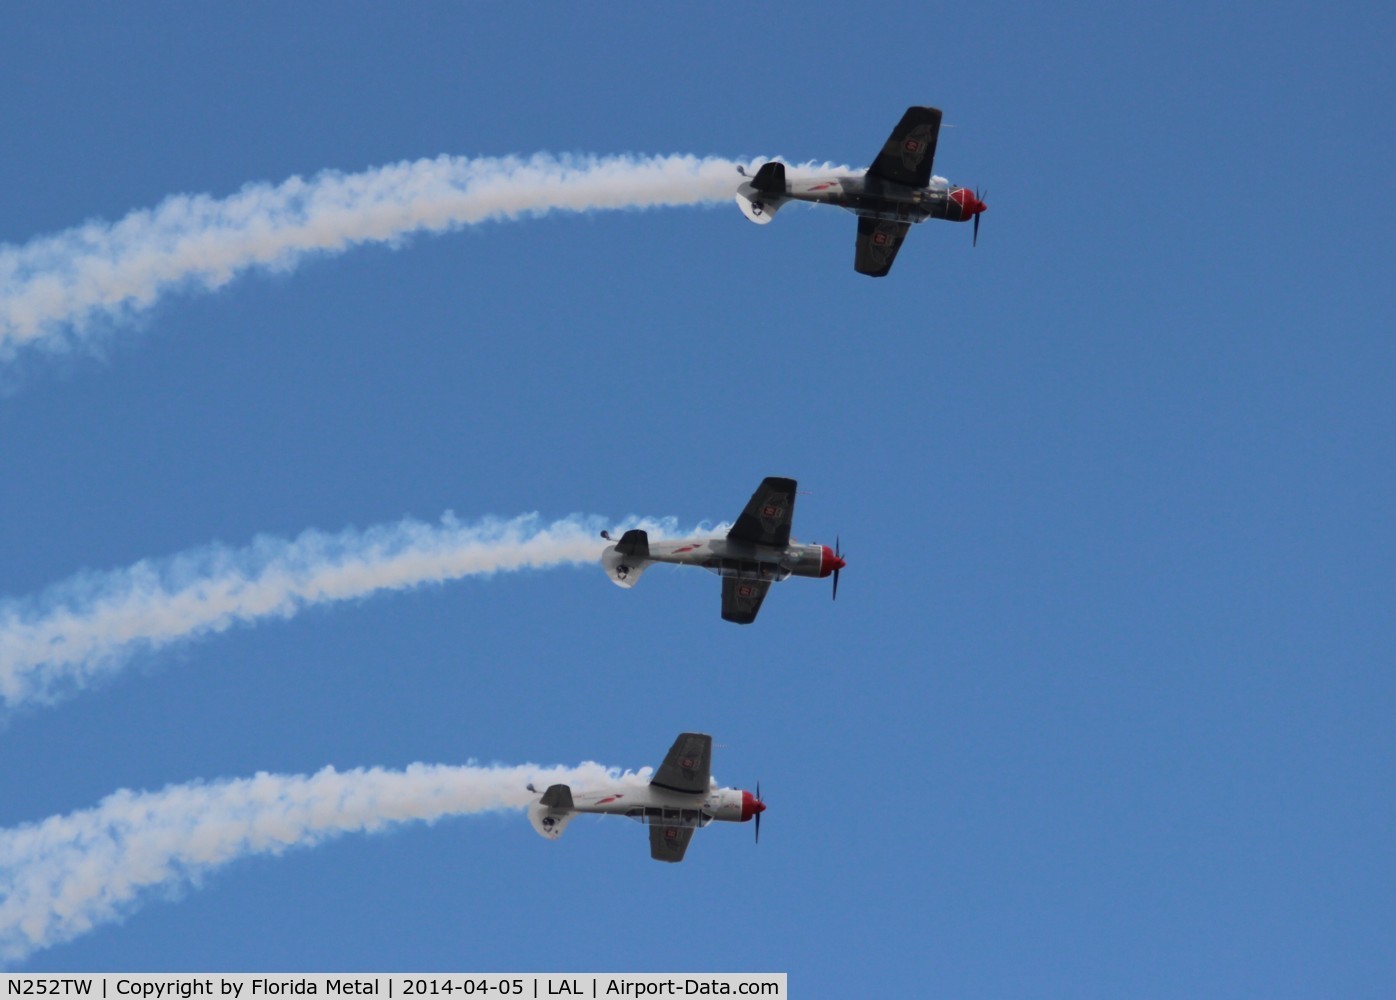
[[734, 105, 986, 276], [527, 732, 765, 863], [600, 476, 844, 624]]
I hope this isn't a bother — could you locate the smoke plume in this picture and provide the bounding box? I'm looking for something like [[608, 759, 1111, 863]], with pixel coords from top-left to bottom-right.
[[0, 152, 764, 360], [0, 759, 647, 964], [0, 512, 678, 709]]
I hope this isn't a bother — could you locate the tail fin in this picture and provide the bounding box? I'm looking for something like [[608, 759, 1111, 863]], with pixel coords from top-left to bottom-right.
[[751, 162, 787, 194], [540, 784, 574, 810], [615, 529, 649, 558], [529, 783, 577, 841]]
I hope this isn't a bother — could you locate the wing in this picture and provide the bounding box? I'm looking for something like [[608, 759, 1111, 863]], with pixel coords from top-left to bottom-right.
[[651, 732, 712, 794], [867, 106, 942, 189], [728, 476, 796, 548], [649, 823, 695, 863], [721, 576, 772, 625], [855, 218, 912, 278]]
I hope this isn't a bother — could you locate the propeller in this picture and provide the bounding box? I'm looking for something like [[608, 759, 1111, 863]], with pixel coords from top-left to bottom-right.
[[973, 187, 987, 247], [832, 536, 843, 601], [755, 781, 762, 845]]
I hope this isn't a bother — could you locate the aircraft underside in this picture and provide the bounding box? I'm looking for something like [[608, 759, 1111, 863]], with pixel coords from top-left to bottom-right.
[[645, 539, 825, 581], [794, 188, 949, 224], [696, 558, 794, 582], [623, 806, 714, 828]]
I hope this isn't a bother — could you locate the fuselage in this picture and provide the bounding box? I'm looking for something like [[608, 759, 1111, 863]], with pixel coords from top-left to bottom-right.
[[783, 174, 980, 224], [529, 783, 762, 837], [610, 536, 838, 583], [738, 172, 984, 226], [567, 784, 757, 825]]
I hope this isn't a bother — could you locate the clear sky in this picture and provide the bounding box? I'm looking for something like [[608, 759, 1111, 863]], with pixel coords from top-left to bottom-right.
[[1, 1, 1393, 995]]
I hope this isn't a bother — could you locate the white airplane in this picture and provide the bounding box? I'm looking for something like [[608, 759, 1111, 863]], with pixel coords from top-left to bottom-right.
[[528, 733, 764, 863], [600, 476, 844, 624]]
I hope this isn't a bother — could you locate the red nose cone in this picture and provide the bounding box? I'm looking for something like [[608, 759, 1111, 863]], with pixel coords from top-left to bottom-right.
[[819, 544, 847, 579], [741, 790, 767, 822], [950, 187, 987, 221]]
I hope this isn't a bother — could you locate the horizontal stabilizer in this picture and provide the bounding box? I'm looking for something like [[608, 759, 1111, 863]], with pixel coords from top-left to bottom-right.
[[602, 535, 651, 588], [528, 784, 578, 840], [735, 190, 785, 224]]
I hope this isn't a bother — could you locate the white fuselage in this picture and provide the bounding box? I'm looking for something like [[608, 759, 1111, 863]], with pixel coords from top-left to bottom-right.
[[527, 782, 755, 840], [737, 172, 981, 226], [782, 173, 952, 223], [562, 784, 745, 824], [603, 536, 829, 588]]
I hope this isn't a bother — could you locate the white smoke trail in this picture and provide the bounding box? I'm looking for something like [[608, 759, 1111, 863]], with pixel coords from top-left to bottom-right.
[[0, 152, 843, 361], [0, 511, 680, 709], [0, 759, 648, 964]]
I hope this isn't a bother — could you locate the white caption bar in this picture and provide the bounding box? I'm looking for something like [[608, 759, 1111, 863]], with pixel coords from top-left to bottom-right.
[[0, 975, 785, 1000]]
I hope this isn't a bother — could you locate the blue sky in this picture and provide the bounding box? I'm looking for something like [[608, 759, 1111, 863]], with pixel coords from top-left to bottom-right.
[[2, 1, 1393, 994]]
